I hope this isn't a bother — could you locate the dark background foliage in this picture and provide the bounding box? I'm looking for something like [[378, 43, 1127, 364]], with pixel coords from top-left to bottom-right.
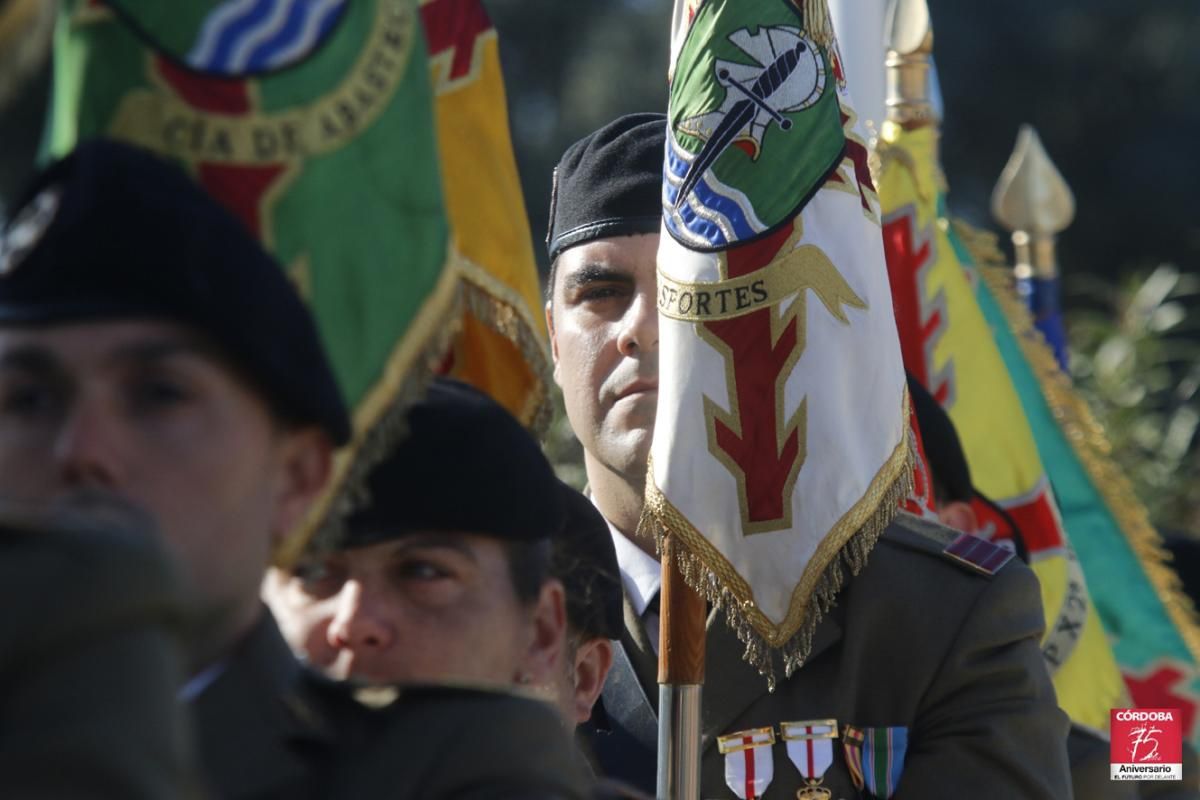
[[486, 0, 1199, 281], [4, 0, 1196, 280]]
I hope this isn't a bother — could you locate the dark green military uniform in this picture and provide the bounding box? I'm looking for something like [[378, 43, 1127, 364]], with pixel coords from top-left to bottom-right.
[[323, 683, 589, 799], [588, 512, 1072, 799], [189, 609, 335, 798], [0, 510, 200, 799], [191, 611, 589, 799]]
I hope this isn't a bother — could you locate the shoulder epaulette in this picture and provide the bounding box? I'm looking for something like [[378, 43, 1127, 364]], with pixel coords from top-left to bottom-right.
[[941, 532, 1015, 576], [882, 512, 1015, 577], [882, 510, 959, 552]]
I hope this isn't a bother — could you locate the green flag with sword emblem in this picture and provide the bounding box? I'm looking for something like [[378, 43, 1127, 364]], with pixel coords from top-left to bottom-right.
[[649, 0, 913, 681]]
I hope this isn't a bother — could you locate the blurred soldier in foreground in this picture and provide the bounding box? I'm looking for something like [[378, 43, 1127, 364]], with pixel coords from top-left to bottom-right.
[[0, 502, 198, 799], [0, 139, 586, 799], [265, 378, 569, 690], [544, 114, 1070, 798]]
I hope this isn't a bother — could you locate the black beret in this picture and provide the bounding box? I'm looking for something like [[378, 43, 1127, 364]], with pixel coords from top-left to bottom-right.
[[0, 139, 351, 446], [546, 113, 666, 263], [342, 379, 565, 547], [908, 374, 973, 503], [553, 482, 623, 641]]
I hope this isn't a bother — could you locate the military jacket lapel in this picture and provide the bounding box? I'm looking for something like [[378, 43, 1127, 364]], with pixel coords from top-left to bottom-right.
[[589, 640, 660, 793], [576, 592, 661, 794], [621, 591, 659, 699]]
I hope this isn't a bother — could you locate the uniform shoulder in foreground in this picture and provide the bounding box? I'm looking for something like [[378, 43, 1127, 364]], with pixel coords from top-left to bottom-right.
[[318, 682, 590, 800], [0, 507, 200, 799], [855, 511, 1071, 799]]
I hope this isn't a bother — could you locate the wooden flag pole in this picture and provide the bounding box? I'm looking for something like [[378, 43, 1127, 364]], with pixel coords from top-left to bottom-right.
[[656, 533, 707, 799]]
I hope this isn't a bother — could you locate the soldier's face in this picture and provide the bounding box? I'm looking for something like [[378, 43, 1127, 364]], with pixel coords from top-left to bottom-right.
[[546, 234, 660, 484], [0, 320, 332, 651], [264, 533, 566, 687]]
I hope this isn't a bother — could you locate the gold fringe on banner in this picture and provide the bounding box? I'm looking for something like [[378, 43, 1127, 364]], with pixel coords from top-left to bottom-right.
[[642, 392, 914, 688], [456, 255, 555, 436], [275, 251, 465, 566], [953, 218, 1200, 668], [276, 247, 556, 564]]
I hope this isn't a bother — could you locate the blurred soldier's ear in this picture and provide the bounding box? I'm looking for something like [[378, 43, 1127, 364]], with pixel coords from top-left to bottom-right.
[[571, 637, 614, 725], [937, 500, 978, 535], [269, 428, 335, 550], [520, 577, 568, 689]]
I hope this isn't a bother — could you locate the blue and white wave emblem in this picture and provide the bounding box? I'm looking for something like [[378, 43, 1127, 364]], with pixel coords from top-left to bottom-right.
[[663, 131, 767, 250], [187, 0, 348, 75]]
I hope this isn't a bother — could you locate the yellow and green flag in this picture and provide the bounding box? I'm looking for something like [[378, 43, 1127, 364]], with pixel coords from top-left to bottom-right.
[[961, 227, 1200, 745], [878, 121, 1127, 735]]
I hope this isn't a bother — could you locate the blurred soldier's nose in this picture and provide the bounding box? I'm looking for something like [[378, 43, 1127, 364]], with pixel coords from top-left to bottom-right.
[[54, 400, 123, 490], [326, 580, 395, 652]]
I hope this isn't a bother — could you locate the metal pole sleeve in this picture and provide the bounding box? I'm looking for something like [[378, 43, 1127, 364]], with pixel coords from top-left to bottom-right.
[[656, 684, 702, 800]]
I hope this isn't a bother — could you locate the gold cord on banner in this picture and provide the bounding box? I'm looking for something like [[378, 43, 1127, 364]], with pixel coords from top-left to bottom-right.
[[276, 248, 465, 566], [456, 256, 555, 436], [277, 247, 554, 565]]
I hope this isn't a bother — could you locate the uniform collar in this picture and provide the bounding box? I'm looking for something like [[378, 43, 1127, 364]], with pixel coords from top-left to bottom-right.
[[606, 516, 661, 617]]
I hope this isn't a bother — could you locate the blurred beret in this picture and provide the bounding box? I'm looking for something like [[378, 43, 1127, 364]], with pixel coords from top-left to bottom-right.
[[0, 139, 351, 445], [908, 374, 973, 503], [553, 482, 623, 640], [546, 112, 666, 263], [342, 379, 566, 547]]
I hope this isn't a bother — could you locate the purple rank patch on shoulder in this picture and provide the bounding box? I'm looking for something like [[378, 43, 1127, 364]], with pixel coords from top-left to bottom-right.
[[942, 532, 1014, 576]]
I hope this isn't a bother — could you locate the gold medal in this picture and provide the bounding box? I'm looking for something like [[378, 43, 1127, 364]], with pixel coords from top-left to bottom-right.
[[795, 780, 832, 800]]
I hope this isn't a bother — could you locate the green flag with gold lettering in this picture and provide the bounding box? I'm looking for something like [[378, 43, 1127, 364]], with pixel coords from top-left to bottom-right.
[[47, 0, 455, 560]]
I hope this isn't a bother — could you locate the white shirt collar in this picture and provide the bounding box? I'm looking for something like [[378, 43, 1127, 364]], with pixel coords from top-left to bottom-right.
[[603, 514, 661, 618]]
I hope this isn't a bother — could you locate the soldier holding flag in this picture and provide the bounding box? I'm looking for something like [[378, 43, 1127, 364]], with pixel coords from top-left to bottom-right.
[[545, 1, 1072, 797]]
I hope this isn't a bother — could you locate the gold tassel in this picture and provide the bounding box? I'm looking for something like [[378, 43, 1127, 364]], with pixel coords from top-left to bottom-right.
[[456, 260, 555, 436]]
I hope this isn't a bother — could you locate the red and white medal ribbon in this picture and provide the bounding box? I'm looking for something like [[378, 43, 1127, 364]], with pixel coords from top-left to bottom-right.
[[782, 720, 837, 784], [717, 727, 776, 800]]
